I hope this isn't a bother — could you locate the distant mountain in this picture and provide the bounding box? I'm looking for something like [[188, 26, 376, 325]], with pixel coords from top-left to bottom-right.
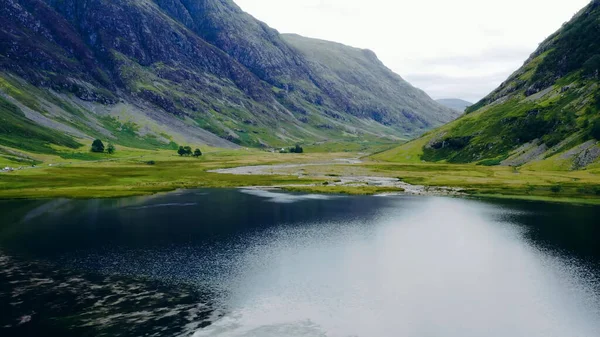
[[435, 99, 472, 113], [282, 34, 459, 132], [0, 0, 457, 157], [376, 0, 600, 169]]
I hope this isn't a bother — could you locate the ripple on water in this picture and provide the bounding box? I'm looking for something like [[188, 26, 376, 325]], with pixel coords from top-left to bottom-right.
[[2, 191, 600, 337]]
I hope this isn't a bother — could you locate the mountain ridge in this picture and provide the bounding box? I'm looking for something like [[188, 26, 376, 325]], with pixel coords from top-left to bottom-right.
[[0, 0, 457, 158]]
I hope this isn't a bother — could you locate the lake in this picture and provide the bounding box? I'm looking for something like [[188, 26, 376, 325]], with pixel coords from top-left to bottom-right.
[[1, 189, 599, 336]]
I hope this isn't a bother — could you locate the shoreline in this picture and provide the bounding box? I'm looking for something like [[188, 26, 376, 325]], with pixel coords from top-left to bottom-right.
[[1, 157, 599, 205]]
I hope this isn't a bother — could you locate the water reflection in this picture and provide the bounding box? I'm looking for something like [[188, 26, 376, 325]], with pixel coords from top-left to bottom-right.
[[195, 197, 600, 337], [0, 190, 599, 336]]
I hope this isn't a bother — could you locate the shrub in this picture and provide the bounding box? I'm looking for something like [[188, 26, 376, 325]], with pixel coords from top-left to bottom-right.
[[177, 146, 193, 156], [289, 144, 304, 153], [550, 185, 563, 193], [107, 143, 115, 154], [477, 158, 503, 166]]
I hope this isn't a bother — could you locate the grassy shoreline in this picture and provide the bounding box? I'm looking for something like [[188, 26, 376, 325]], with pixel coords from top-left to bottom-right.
[[1, 146, 600, 205]]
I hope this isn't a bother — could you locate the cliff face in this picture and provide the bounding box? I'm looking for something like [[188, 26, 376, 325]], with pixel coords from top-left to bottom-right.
[[0, 0, 457, 154]]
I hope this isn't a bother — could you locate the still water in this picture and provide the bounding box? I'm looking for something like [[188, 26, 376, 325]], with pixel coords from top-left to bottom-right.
[[1, 189, 599, 336]]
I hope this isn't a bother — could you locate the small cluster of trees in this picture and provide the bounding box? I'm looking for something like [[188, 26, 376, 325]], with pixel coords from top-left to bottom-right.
[[178, 146, 202, 157], [91, 139, 115, 154], [280, 144, 304, 154]]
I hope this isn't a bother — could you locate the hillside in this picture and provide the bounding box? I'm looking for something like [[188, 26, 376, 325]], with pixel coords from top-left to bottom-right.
[[282, 34, 459, 132], [375, 0, 600, 170], [0, 0, 456, 162], [436, 99, 472, 113]]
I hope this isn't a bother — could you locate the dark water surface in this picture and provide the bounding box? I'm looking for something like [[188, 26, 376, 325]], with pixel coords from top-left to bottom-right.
[[1, 189, 599, 336]]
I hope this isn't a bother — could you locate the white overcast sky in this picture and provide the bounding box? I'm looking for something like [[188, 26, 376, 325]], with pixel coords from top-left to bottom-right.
[[234, 0, 590, 102]]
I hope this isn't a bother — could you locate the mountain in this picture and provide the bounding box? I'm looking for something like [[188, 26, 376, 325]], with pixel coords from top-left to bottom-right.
[[436, 99, 472, 113], [375, 0, 600, 170], [0, 0, 457, 158], [282, 34, 459, 132]]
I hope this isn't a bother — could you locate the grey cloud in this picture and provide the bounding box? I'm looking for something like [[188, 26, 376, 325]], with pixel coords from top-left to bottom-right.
[[398, 47, 534, 102], [404, 72, 511, 103], [417, 46, 534, 68]]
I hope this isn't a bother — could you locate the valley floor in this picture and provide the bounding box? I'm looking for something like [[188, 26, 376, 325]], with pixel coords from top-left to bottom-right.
[[1, 145, 600, 204]]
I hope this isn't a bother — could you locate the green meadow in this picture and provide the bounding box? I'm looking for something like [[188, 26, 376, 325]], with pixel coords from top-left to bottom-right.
[[0, 139, 599, 204], [0, 144, 338, 199]]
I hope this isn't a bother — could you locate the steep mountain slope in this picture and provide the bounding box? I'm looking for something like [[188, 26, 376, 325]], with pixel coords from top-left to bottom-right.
[[0, 0, 457, 160], [282, 34, 459, 134], [375, 0, 600, 170], [436, 99, 472, 113]]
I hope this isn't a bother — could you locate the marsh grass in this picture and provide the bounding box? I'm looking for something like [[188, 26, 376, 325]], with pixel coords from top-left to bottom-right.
[[1, 145, 600, 204], [0, 149, 344, 199]]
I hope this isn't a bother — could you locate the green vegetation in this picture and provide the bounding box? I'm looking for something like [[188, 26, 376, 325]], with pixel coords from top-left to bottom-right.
[[351, 162, 600, 204], [91, 139, 105, 153], [107, 143, 116, 155], [0, 1, 599, 206], [1, 144, 600, 204], [531, 3, 600, 85], [0, 149, 337, 199], [99, 117, 178, 151], [280, 144, 305, 154], [178, 146, 193, 157], [377, 1, 600, 169], [0, 96, 81, 154], [290, 144, 304, 154]]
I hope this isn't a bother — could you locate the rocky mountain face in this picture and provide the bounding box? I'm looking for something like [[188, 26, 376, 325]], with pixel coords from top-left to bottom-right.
[[435, 99, 472, 113], [377, 0, 600, 170], [0, 0, 456, 156]]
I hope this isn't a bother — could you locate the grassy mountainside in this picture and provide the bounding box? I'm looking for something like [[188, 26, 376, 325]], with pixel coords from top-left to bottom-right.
[[0, 0, 457, 162], [375, 0, 600, 170]]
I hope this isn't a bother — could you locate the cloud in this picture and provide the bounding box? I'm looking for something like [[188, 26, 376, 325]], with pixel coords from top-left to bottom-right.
[[418, 47, 533, 68], [404, 72, 511, 103], [234, 0, 590, 101], [396, 47, 534, 101]]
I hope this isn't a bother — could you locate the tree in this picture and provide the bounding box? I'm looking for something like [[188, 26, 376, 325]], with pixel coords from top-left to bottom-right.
[[193, 148, 202, 157], [289, 144, 304, 154], [107, 143, 116, 155], [178, 145, 194, 156], [91, 139, 105, 153]]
